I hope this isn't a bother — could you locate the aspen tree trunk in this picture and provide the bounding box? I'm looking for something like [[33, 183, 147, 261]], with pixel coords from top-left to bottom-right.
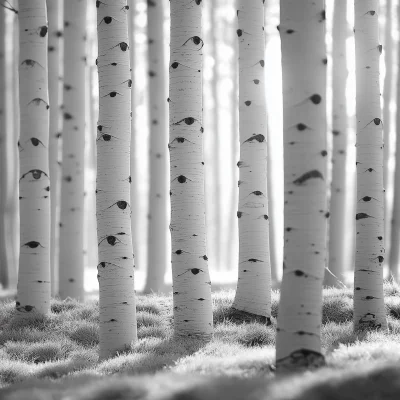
[[232, 1, 271, 318], [169, 0, 213, 338], [383, 0, 393, 274], [47, 0, 63, 297], [58, 0, 86, 301], [276, 0, 327, 371], [0, 5, 8, 289], [97, 0, 137, 359], [144, 0, 168, 293], [325, 0, 348, 288], [16, 0, 51, 317], [128, 0, 138, 270], [353, 0, 387, 331], [388, 3, 400, 281]]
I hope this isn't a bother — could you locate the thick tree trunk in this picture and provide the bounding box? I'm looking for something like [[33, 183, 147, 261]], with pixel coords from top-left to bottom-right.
[[353, 0, 387, 331], [97, 0, 138, 359], [47, 0, 63, 297], [325, 0, 348, 288], [144, 0, 168, 293], [276, 0, 327, 371], [58, 0, 86, 301], [232, 1, 271, 318], [16, 0, 51, 317], [169, 0, 213, 338]]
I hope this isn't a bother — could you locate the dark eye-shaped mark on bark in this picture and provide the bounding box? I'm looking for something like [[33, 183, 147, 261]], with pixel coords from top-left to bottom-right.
[[20, 169, 48, 181], [102, 91, 122, 98], [25, 138, 45, 147], [172, 175, 192, 184], [64, 112, 73, 120], [171, 117, 199, 126], [364, 118, 383, 128], [293, 170, 324, 185], [364, 10, 376, 16], [39, 26, 48, 37], [28, 98, 49, 109], [168, 137, 195, 149], [243, 134, 265, 143], [98, 16, 114, 25], [177, 267, 204, 277], [96, 133, 118, 141], [98, 234, 124, 246], [170, 61, 200, 72], [105, 200, 130, 210], [182, 36, 204, 49], [358, 196, 378, 203], [21, 60, 44, 69], [22, 241, 44, 249], [356, 212, 375, 220]]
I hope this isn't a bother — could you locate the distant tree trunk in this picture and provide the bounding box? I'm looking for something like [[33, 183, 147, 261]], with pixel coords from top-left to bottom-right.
[[97, 0, 138, 360], [389, 2, 400, 281], [128, 0, 138, 271], [353, 0, 387, 331], [16, 0, 51, 317], [47, 0, 63, 297], [232, 1, 271, 318], [384, 0, 393, 276], [276, 0, 327, 371], [0, 4, 8, 289], [58, 0, 86, 301], [325, 0, 348, 288], [169, 0, 213, 338], [144, 0, 168, 293]]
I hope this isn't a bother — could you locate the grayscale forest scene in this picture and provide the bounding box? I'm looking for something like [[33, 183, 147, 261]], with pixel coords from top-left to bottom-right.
[[1, 0, 400, 399]]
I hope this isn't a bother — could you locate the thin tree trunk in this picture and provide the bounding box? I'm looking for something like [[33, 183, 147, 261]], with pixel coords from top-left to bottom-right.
[[16, 0, 51, 317], [353, 0, 387, 331], [325, 0, 348, 288], [47, 0, 63, 297], [97, 0, 138, 359], [0, 4, 8, 289], [169, 0, 213, 338], [232, 1, 271, 318], [276, 0, 327, 371], [144, 0, 168, 293], [384, 0, 393, 275], [58, 0, 86, 301]]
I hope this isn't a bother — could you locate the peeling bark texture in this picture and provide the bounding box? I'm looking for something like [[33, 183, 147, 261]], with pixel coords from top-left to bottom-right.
[[353, 0, 387, 332], [169, 0, 213, 338], [144, 0, 168, 294], [0, 5, 8, 289], [276, 0, 327, 371], [383, 0, 393, 271], [97, 0, 138, 360], [390, 2, 400, 281], [58, 0, 86, 301], [47, 0, 63, 297], [232, 1, 271, 318], [16, 0, 51, 318], [325, 1, 348, 288]]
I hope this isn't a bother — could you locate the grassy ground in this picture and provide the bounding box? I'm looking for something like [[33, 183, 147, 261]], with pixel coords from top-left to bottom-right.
[[2, 283, 400, 399]]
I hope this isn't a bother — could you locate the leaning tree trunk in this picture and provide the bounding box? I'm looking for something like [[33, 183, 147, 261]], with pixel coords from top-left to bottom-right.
[[58, 0, 86, 300], [325, 0, 348, 288], [47, 0, 63, 297], [169, 0, 213, 338], [276, 0, 328, 371], [0, 4, 8, 289], [16, 0, 51, 317], [144, 0, 168, 293], [353, 0, 387, 331], [232, 1, 271, 318], [97, 0, 138, 360]]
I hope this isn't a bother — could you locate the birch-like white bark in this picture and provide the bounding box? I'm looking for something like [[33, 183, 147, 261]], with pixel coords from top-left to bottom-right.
[[326, 1, 348, 288], [47, 0, 63, 297], [16, 0, 51, 317], [144, 0, 168, 293], [58, 0, 86, 301], [276, 0, 327, 370], [97, 0, 137, 360], [353, 0, 387, 331], [232, 0, 271, 318], [169, 0, 213, 338]]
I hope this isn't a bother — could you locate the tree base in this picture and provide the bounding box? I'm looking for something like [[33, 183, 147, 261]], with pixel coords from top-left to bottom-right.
[[275, 349, 326, 373]]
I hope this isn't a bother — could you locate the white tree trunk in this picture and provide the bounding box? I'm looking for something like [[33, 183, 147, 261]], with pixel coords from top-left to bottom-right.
[[232, 1, 271, 318], [97, 0, 138, 360], [276, 0, 327, 370], [58, 0, 86, 301], [353, 0, 387, 331], [169, 0, 213, 338], [144, 0, 168, 293], [47, 0, 63, 297], [16, 0, 51, 317], [325, 0, 348, 288]]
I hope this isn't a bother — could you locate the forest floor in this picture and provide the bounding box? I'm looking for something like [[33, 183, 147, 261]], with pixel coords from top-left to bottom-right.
[[1, 284, 400, 399]]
